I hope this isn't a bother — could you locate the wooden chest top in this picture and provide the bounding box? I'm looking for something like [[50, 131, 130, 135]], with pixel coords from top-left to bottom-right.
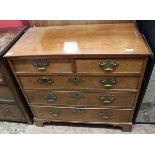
[[0, 28, 25, 57], [5, 23, 149, 57]]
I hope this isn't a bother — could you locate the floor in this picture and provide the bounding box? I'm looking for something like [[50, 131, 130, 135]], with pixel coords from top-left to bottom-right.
[[0, 121, 155, 133]]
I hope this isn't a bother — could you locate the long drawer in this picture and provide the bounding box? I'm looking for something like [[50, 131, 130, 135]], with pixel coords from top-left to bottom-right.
[[12, 59, 72, 73], [31, 106, 132, 123], [0, 104, 25, 120], [19, 75, 139, 90], [76, 59, 144, 74], [25, 90, 136, 107]]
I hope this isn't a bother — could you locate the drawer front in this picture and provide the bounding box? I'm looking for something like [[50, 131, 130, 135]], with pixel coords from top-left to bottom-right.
[[26, 90, 136, 107], [19, 75, 139, 90], [0, 104, 24, 119], [0, 85, 14, 100], [31, 106, 132, 123], [12, 59, 72, 73], [76, 59, 144, 73]]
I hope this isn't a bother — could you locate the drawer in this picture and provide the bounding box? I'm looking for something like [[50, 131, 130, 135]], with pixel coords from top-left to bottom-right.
[[12, 58, 72, 73], [0, 104, 24, 119], [31, 106, 132, 123], [0, 85, 14, 100], [19, 75, 139, 90], [25, 90, 136, 107], [76, 59, 144, 73]]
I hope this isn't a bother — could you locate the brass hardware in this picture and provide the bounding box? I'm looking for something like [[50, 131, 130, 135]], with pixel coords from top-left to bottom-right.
[[99, 95, 115, 103], [68, 76, 84, 85], [37, 77, 53, 85], [45, 94, 57, 102], [99, 112, 113, 119], [100, 78, 117, 88], [73, 108, 85, 114], [99, 60, 119, 71], [32, 59, 49, 71], [70, 92, 85, 99], [49, 110, 60, 117]]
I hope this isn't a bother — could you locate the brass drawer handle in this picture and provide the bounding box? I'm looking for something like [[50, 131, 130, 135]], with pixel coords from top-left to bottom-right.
[[45, 94, 57, 102], [32, 59, 49, 71], [99, 95, 115, 103], [99, 112, 113, 119], [99, 60, 119, 71], [100, 78, 117, 88], [73, 108, 86, 114], [49, 110, 60, 117], [37, 77, 53, 85], [70, 92, 85, 99], [68, 76, 84, 85]]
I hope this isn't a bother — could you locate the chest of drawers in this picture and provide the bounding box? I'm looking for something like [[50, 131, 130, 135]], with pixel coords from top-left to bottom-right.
[[5, 23, 149, 131], [0, 27, 32, 123]]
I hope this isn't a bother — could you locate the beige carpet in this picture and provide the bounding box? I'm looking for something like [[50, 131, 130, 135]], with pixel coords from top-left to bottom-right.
[[0, 121, 155, 133]]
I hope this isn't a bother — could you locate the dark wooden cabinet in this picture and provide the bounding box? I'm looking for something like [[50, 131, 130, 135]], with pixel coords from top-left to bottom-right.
[[134, 21, 155, 123], [5, 24, 149, 131], [0, 27, 32, 124]]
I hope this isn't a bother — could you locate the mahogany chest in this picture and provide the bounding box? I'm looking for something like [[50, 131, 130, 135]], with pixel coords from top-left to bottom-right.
[[0, 27, 32, 123], [5, 23, 149, 131]]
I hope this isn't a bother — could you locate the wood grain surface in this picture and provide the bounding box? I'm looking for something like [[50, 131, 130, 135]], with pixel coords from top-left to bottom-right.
[[29, 20, 133, 27], [5, 23, 149, 57]]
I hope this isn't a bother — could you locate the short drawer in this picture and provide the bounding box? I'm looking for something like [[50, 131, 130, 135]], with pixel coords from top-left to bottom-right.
[[0, 85, 14, 100], [25, 90, 136, 107], [76, 59, 144, 74], [0, 104, 24, 119], [19, 75, 139, 90], [12, 58, 72, 73], [31, 106, 132, 123]]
